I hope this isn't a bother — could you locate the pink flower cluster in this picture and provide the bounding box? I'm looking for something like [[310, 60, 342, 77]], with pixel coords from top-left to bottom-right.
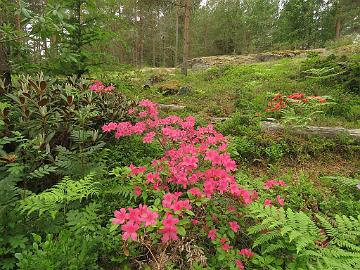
[[104, 99, 255, 204], [113, 205, 159, 241], [159, 214, 179, 242], [264, 195, 285, 207], [264, 179, 286, 190], [162, 192, 192, 212], [89, 80, 115, 94], [263, 180, 286, 207]]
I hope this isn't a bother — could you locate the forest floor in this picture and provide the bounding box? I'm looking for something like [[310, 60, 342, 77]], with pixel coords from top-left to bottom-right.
[[106, 47, 359, 129]]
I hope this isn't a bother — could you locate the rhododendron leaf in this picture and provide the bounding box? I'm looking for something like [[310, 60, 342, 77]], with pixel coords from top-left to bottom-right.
[[178, 218, 190, 226], [228, 231, 235, 239], [178, 226, 186, 237], [154, 198, 161, 206], [146, 226, 156, 233], [217, 254, 225, 261], [109, 223, 119, 232], [185, 210, 195, 216], [195, 201, 202, 207]]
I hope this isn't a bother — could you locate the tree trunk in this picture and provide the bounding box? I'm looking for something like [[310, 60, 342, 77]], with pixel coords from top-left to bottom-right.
[[152, 35, 156, 67], [0, 3, 12, 93], [174, 0, 179, 67], [162, 35, 166, 67], [16, 0, 21, 32], [0, 42, 11, 93], [50, 34, 57, 57], [139, 2, 144, 68], [182, 0, 191, 75], [335, 18, 342, 39]]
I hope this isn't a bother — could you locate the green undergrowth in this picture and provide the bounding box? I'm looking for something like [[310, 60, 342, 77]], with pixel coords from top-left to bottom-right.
[[99, 52, 360, 128]]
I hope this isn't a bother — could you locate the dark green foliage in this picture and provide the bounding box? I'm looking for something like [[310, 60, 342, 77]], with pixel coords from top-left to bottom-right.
[[1, 74, 132, 188], [301, 53, 360, 94], [15, 231, 100, 270], [55, 0, 103, 77]]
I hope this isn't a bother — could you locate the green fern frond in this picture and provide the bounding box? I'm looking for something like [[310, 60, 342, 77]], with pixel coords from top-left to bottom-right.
[[19, 174, 100, 219], [262, 242, 287, 254], [253, 232, 283, 248], [321, 176, 360, 189], [103, 183, 135, 199], [29, 164, 57, 179]]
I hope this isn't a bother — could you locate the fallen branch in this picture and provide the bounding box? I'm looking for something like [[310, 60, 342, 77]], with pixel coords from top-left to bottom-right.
[[159, 104, 185, 111], [260, 121, 360, 142]]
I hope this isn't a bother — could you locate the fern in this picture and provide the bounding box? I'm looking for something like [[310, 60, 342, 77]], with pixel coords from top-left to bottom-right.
[[248, 204, 360, 269], [29, 164, 57, 179], [55, 145, 105, 177], [19, 174, 100, 219], [321, 176, 360, 189], [0, 175, 22, 214]]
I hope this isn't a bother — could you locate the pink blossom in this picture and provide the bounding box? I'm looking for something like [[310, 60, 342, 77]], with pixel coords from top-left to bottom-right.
[[264, 199, 272, 207], [139, 111, 147, 118], [128, 108, 136, 115], [239, 248, 254, 258], [106, 99, 260, 250], [139, 99, 155, 107], [188, 187, 203, 197], [229, 221, 240, 233], [159, 214, 179, 243], [127, 208, 141, 223], [132, 122, 146, 134], [171, 199, 192, 212], [113, 208, 128, 224], [102, 122, 118, 132], [208, 229, 217, 241], [235, 259, 244, 270], [89, 81, 115, 94], [141, 209, 158, 227], [264, 179, 286, 190], [191, 219, 199, 225], [129, 164, 146, 175], [146, 172, 160, 184], [105, 85, 115, 91], [220, 237, 227, 244], [276, 195, 284, 206], [159, 225, 178, 242], [121, 221, 139, 241], [221, 243, 233, 251], [134, 186, 142, 196], [143, 132, 155, 143], [162, 213, 179, 227], [204, 179, 216, 198]]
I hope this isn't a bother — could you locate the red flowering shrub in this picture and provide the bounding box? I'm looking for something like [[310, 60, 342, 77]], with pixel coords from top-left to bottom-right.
[[266, 92, 327, 113], [265, 92, 330, 126], [103, 100, 281, 268]]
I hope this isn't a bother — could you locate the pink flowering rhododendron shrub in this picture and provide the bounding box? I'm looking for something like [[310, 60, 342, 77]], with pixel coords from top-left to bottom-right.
[[89, 80, 115, 94], [103, 100, 285, 269], [85, 80, 134, 124]]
